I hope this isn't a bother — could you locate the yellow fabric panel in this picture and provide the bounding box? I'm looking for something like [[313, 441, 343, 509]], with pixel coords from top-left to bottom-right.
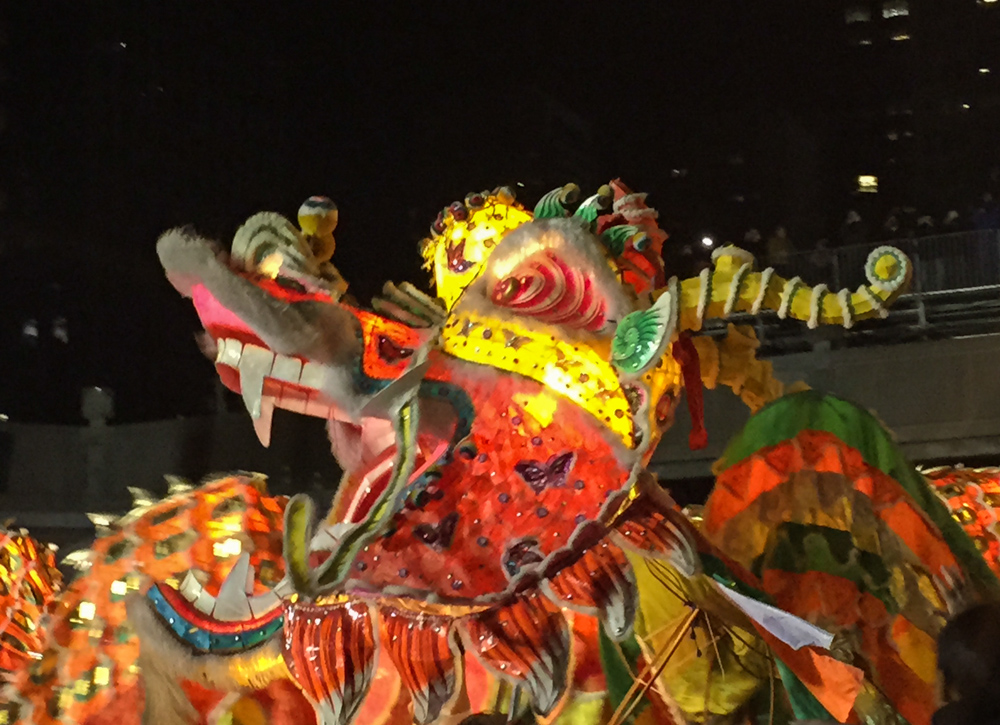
[[627, 552, 769, 721]]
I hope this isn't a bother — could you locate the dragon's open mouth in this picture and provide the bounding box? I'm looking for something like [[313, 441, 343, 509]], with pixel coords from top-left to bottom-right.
[[208, 330, 449, 527]]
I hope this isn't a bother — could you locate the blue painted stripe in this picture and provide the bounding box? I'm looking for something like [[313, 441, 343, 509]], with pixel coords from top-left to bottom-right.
[[145, 586, 283, 654]]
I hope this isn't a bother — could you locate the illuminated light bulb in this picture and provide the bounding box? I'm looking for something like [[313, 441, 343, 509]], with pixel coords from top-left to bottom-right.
[[94, 666, 111, 686], [110, 580, 128, 596], [213, 537, 243, 557], [78, 601, 96, 620], [701, 236, 715, 248], [981, 68, 991, 74]]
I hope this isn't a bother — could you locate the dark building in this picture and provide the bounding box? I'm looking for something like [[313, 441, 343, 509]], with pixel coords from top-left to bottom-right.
[[836, 0, 1000, 221], [659, 1, 1000, 252]]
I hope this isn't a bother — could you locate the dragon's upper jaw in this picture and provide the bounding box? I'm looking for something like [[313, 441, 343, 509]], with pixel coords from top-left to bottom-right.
[[159, 229, 451, 530], [160, 228, 429, 429]]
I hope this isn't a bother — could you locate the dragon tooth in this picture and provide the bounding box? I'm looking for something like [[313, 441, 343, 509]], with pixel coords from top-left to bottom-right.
[[244, 558, 255, 595], [247, 591, 282, 618], [270, 354, 302, 383], [193, 588, 217, 615], [179, 571, 203, 603], [213, 552, 253, 622], [299, 361, 330, 391], [272, 577, 295, 598], [218, 338, 243, 367], [238, 344, 275, 419], [252, 395, 275, 448]]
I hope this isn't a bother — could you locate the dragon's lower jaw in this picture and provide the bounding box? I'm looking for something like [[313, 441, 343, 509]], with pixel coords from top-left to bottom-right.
[[130, 488, 697, 725]]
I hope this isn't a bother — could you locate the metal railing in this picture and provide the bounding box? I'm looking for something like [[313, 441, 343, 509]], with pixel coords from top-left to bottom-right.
[[779, 229, 1000, 295], [712, 230, 1000, 348]]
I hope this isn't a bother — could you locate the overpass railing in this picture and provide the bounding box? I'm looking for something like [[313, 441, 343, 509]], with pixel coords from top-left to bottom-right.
[[780, 229, 1000, 295]]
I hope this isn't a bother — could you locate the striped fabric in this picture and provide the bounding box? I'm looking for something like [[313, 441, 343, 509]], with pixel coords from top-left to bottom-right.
[[380, 608, 461, 724], [463, 590, 570, 716], [545, 540, 637, 641], [282, 600, 377, 725]]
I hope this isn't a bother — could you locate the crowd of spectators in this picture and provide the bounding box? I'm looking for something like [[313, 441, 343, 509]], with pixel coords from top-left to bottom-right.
[[664, 191, 1000, 291]]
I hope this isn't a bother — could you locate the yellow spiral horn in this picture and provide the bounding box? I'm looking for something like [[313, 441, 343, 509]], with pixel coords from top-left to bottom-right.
[[668, 245, 910, 332]]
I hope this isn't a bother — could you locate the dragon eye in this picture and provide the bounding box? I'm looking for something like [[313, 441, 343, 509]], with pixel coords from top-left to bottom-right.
[[377, 335, 414, 363], [632, 233, 651, 252]]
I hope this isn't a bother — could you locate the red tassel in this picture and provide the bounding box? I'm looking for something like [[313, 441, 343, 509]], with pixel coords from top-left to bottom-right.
[[672, 335, 708, 450]]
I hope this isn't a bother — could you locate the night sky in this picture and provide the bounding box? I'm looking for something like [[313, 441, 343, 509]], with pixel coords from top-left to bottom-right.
[[0, 2, 848, 422]]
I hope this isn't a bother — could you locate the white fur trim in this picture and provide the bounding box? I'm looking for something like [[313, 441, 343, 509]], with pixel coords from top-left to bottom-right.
[[751, 268, 774, 315], [838, 289, 854, 329], [696, 267, 712, 324], [710, 245, 755, 267], [858, 285, 889, 318], [621, 208, 659, 221], [808, 284, 828, 329], [778, 277, 803, 320], [865, 245, 910, 293], [725, 262, 752, 315], [613, 192, 649, 212]]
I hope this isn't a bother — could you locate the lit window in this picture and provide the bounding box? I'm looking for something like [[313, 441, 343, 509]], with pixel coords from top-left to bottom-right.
[[857, 175, 879, 193], [890, 32, 911, 41], [882, 0, 909, 18], [846, 5, 872, 23]]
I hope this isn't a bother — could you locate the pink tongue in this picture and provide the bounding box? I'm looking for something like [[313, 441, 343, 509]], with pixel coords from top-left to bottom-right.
[[345, 432, 450, 524], [348, 464, 395, 524]]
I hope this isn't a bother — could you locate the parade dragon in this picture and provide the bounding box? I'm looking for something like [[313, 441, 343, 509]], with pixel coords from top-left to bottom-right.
[[3, 181, 995, 725]]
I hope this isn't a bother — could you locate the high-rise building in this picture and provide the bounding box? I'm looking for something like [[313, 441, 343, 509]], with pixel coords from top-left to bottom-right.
[[837, 0, 1000, 214]]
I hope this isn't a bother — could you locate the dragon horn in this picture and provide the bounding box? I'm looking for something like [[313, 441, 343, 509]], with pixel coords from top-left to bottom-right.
[[572, 185, 614, 229], [666, 245, 910, 333], [533, 183, 581, 219], [600, 224, 649, 257]]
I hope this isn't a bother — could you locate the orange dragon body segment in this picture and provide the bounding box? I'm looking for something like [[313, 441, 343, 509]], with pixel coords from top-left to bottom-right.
[[0, 528, 61, 676], [0, 475, 319, 725], [923, 465, 1000, 577]]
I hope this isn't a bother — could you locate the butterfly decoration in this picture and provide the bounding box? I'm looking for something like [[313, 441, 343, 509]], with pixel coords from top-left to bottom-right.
[[446, 239, 474, 273], [515, 452, 576, 495], [413, 512, 460, 551], [502, 537, 545, 578]]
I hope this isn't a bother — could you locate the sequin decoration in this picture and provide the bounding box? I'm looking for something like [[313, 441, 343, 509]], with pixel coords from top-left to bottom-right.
[[0, 529, 61, 674]]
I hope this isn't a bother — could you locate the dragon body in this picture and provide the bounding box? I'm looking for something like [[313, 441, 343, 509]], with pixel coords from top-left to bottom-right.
[[9, 180, 984, 725]]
